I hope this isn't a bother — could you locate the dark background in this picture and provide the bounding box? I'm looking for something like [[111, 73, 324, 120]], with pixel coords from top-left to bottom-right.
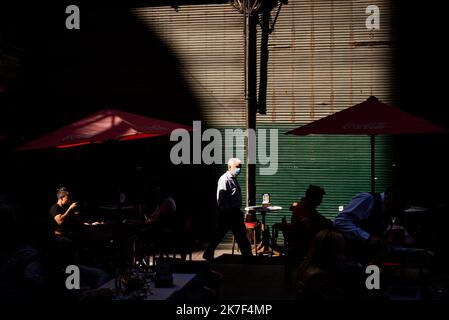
[[0, 1, 219, 239], [1, 1, 449, 241], [392, 1, 449, 205]]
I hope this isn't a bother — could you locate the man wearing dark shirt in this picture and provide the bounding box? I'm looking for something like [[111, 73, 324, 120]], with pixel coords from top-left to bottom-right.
[[49, 187, 81, 237], [290, 185, 332, 255]]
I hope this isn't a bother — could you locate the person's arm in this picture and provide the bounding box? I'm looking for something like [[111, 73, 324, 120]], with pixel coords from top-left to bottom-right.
[[145, 197, 176, 224], [333, 193, 374, 241], [217, 176, 229, 209], [53, 202, 78, 226], [316, 213, 333, 227], [310, 213, 333, 233], [296, 208, 312, 229]]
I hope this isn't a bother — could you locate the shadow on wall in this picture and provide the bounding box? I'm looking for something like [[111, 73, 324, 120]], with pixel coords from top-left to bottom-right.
[[5, 3, 201, 136], [2, 3, 218, 239]]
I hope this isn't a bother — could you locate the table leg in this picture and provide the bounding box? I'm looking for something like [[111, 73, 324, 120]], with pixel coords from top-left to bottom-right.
[[256, 213, 273, 255]]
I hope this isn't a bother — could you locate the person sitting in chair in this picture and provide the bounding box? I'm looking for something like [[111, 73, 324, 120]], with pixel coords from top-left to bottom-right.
[[290, 185, 333, 256], [49, 187, 82, 238], [124, 183, 177, 230], [333, 187, 403, 264], [143, 184, 177, 229]]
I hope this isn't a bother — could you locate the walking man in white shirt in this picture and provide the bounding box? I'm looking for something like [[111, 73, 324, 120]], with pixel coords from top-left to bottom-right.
[[203, 158, 253, 261]]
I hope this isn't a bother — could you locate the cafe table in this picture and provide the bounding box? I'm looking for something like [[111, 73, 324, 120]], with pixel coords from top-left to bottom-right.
[[99, 273, 197, 300], [244, 205, 282, 255]]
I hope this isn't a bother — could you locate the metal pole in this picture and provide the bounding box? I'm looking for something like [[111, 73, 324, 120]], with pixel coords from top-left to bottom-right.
[[371, 135, 375, 193], [257, 8, 270, 115], [245, 12, 257, 207]]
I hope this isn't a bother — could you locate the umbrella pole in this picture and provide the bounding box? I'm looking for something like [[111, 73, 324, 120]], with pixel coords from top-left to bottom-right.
[[370, 135, 375, 193]]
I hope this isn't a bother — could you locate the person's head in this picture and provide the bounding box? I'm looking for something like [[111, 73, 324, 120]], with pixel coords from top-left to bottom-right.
[[305, 185, 326, 208], [306, 229, 346, 270], [227, 158, 242, 177], [56, 187, 72, 206]]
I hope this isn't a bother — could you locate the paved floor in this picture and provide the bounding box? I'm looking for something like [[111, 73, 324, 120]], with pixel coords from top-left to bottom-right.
[[189, 243, 297, 300], [190, 243, 235, 261]]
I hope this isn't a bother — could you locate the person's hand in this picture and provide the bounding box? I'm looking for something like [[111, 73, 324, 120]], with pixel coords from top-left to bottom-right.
[[367, 235, 383, 246], [69, 202, 79, 211]]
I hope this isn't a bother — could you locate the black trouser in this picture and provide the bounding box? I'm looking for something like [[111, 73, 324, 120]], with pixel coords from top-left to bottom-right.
[[204, 208, 252, 258]]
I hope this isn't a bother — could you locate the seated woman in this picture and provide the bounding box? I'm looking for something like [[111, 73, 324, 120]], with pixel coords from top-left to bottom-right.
[[144, 185, 176, 227], [124, 183, 187, 260], [124, 183, 178, 233]]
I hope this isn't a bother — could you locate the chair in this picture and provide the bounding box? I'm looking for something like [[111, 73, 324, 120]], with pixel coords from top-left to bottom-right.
[[272, 218, 306, 288], [271, 220, 291, 256], [232, 222, 258, 255], [132, 211, 195, 265], [154, 211, 195, 261], [132, 228, 158, 266]]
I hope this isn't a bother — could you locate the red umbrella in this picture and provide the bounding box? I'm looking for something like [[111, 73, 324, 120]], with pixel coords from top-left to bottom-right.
[[17, 109, 192, 150], [287, 96, 448, 191]]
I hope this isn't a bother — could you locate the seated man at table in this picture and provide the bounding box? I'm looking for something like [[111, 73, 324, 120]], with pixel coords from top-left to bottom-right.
[[289, 185, 333, 256], [333, 187, 403, 264], [49, 187, 82, 239]]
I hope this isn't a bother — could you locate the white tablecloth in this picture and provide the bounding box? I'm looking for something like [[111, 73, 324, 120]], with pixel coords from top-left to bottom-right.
[[100, 273, 197, 300]]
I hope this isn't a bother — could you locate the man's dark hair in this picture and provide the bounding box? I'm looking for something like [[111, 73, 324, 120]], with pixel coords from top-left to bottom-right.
[[56, 187, 70, 199], [384, 185, 404, 211], [305, 185, 326, 198]]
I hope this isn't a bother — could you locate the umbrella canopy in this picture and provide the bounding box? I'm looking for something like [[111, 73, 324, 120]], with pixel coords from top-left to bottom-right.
[[17, 109, 192, 150], [287, 96, 448, 191], [287, 96, 448, 136]]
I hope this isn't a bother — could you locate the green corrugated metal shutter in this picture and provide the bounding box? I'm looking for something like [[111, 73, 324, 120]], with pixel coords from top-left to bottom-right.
[[132, 0, 395, 240], [256, 125, 393, 227]]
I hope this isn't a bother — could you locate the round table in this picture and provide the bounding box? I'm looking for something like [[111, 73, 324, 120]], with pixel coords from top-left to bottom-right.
[[245, 205, 283, 255], [404, 206, 429, 213]]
